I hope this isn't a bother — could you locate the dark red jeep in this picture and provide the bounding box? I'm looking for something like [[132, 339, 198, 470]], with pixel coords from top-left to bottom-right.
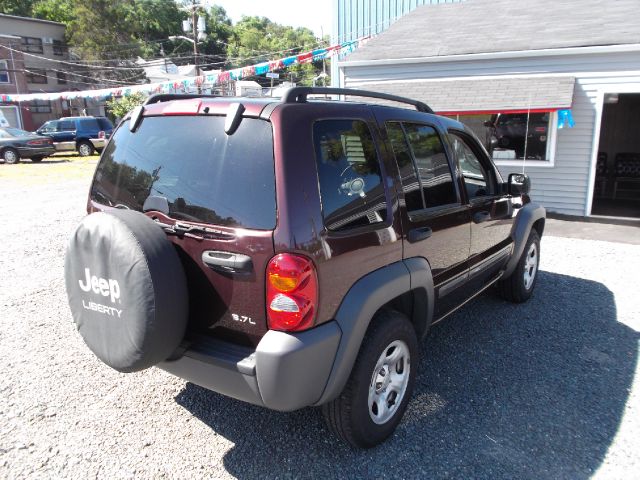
[[64, 88, 545, 448]]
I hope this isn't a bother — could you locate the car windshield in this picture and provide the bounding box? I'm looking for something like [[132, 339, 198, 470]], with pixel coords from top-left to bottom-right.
[[1, 127, 32, 137]]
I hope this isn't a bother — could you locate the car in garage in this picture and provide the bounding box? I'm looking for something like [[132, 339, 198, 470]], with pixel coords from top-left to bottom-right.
[[0, 127, 56, 164]]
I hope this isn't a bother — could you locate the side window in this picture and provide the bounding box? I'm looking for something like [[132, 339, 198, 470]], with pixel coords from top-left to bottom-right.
[[40, 121, 58, 133], [449, 132, 492, 198], [313, 119, 387, 231], [387, 122, 458, 214], [59, 120, 75, 131]]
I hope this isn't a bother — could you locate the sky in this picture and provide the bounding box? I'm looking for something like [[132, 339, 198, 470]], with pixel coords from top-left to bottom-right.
[[203, 0, 334, 38]]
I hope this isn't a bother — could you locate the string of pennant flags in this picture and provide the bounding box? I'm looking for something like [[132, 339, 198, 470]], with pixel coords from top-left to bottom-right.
[[0, 37, 369, 104]]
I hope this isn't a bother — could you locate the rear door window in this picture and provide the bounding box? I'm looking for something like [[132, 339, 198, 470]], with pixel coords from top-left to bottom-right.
[[313, 119, 387, 231], [91, 115, 276, 230], [59, 120, 75, 131]]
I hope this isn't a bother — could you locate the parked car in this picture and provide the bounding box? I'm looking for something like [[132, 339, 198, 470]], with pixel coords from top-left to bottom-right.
[[484, 112, 549, 159], [64, 89, 545, 448], [36, 116, 114, 156], [0, 127, 55, 164]]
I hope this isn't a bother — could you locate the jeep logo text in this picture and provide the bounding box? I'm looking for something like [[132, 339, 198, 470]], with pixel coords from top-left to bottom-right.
[[78, 268, 121, 303]]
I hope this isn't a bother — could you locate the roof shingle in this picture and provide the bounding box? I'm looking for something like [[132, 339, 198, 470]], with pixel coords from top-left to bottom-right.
[[344, 0, 640, 62]]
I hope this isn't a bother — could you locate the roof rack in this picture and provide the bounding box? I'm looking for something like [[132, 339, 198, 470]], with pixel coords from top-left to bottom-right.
[[143, 93, 219, 106], [281, 87, 434, 114]]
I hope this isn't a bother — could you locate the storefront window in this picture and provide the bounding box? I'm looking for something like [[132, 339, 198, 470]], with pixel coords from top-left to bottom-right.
[[447, 112, 555, 162]]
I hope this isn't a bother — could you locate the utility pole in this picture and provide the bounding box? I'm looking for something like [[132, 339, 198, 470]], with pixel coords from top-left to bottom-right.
[[191, 3, 199, 78]]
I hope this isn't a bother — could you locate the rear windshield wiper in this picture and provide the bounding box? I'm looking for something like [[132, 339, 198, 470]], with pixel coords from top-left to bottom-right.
[[151, 218, 234, 240]]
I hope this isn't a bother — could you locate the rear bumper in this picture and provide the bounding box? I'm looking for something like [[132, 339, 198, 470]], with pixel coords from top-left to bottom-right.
[[17, 146, 56, 157], [159, 321, 342, 411], [90, 138, 106, 149]]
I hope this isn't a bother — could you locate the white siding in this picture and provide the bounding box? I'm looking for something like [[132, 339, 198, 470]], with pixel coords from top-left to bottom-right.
[[340, 51, 640, 215]]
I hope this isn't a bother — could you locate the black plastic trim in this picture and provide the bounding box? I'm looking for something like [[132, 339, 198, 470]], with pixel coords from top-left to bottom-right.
[[503, 202, 546, 277], [282, 87, 434, 114]]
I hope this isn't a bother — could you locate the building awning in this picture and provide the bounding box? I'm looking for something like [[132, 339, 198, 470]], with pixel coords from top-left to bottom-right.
[[352, 76, 575, 115]]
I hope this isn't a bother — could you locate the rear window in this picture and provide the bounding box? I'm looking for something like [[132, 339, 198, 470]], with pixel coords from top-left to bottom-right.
[[90, 115, 276, 230]]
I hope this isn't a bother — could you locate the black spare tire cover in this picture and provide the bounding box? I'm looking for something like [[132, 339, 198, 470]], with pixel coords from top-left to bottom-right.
[[64, 210, 188, 372]]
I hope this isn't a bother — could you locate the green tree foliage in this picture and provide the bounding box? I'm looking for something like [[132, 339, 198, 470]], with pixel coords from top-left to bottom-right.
[[105, 91, 145, 120], [0, 0, 35, 16], [13, 1, 329, 87], [31, 0, 74, 25]]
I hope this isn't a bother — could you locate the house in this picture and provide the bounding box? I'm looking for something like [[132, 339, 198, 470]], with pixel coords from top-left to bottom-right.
[[336, 0, 640, 219], [0, 13, 91, 129]]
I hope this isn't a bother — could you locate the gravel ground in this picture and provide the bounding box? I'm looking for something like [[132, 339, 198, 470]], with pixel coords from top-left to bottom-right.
[[0, 161, 639, 479]]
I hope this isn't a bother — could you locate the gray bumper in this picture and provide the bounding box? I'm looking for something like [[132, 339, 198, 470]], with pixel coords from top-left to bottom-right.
[[159, 321, 341, 411], [90, 138, 106, 149]]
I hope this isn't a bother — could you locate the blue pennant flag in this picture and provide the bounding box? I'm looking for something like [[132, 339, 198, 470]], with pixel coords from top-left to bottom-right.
[[557, 109, 575, 129]]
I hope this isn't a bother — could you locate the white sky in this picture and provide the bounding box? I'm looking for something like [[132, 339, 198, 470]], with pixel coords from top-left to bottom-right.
[[203, 0, 334, 38]]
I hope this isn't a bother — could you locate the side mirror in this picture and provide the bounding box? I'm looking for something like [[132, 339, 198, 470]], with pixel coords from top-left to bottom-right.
[[508, 173, 531, 195]]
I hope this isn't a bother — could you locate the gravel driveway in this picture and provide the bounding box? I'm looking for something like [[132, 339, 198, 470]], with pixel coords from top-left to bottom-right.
[[1, 161, 639, 479]]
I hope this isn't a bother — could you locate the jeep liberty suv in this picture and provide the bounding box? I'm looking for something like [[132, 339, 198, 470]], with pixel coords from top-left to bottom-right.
[[64, 88, 545, 448]]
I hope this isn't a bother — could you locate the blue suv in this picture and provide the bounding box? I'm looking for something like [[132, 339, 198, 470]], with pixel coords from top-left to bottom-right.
[[36, 116, 114, 156]]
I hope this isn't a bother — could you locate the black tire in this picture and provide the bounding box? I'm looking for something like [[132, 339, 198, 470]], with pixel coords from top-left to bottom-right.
[[499, 229, 540, 303], [77, 140, 94, 156], [2, 148, 20, 164], [31, 156, 44, 163], [322, 309, 418, 448], [64, 210, 189, 372]]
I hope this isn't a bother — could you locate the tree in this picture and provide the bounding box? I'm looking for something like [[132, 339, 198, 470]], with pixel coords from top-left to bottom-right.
[[0, 0, 35, 16], [32, 0, 75, 25], [105, 91, 145, 120]]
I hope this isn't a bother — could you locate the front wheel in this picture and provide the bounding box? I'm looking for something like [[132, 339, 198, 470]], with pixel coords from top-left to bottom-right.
[[77, 141, 94, 157], [322, 309, 418, 448], [499, 229, 540, 303]]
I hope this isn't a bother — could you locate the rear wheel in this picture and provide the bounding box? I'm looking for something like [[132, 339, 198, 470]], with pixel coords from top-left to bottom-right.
[[499, 229, 540, 303], [322, 309, 418, 448], [2, 148, 20, 164], [77, 141, 94, 156]]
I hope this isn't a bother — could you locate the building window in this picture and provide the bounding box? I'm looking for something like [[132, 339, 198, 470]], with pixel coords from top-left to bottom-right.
[[56, 71, 67, 84], [52, 40, 67, 56], [21, 36, 43, 54], [26, 68, 47, 84], [450, 112, 557, 163], [0, 60, 9, 84], [30, 100, 52, 113]]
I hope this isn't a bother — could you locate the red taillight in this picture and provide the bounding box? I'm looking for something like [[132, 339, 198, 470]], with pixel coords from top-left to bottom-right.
[[266, 253, 318, 332], [27, 139, 45, 145], [98, 130, 105, 139]]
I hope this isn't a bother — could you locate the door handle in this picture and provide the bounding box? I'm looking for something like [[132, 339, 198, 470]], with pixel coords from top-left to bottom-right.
[[473, 211, 491, 224], [202, 250, 253, 274], [407, 226, 432, 243]]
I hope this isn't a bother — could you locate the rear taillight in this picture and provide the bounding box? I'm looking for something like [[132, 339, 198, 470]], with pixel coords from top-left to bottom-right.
[[27, 139, 46, 145], [266, 253, 318, 332], [98, 130, 105, 139]]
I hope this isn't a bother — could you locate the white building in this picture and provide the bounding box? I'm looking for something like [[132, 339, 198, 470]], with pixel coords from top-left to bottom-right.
[[337, 0, 640, 219]]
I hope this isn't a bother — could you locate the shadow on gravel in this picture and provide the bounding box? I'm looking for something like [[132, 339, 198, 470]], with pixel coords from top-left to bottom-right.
[[175, 271, 638, 479]]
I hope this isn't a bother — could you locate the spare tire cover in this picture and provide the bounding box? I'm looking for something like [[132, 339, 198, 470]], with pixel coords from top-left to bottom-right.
[[64, 210, 188, 372]]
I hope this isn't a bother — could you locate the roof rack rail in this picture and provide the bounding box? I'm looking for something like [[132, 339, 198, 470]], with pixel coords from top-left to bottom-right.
[[281, 87, 434, 114], [143, 93, 219, 106]]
